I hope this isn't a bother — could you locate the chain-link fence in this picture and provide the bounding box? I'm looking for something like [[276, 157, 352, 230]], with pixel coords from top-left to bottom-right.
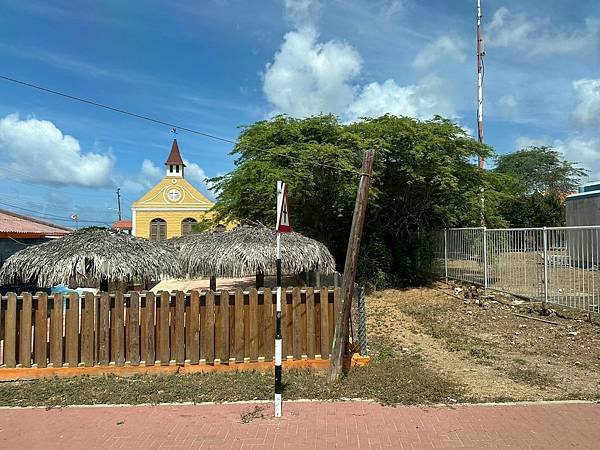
[[431, 226, 600, 313]]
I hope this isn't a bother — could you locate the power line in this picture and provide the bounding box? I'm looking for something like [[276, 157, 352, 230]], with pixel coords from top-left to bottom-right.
[[0, 74, 362, 175], [0, 199, 111, 225]]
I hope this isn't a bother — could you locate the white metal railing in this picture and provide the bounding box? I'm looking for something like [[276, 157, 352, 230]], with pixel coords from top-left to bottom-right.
[[433, 226, 600, 313]]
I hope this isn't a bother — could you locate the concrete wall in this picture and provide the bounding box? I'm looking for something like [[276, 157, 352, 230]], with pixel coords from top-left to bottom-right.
[[566, 193, 600, 226]]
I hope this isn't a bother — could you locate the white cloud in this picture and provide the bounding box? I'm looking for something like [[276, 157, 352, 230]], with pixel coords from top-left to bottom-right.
[[263, 22, 455, 121], [0, 113, 115, 188], [487, 8, 600, 56], [183, 159, 209, 187], [347, 76, 455, 121], [573, 78, 600, 129], [284, 0, 321, 28], [412, 36, 466, 70], [263, 28, 362, 117], [140, 159, 162, 180]]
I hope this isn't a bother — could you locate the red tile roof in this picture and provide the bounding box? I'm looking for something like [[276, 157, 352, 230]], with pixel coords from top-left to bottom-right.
[[112, 220, 133, 230], [165, 139, 185, 166], [0, 209, 71, 237]]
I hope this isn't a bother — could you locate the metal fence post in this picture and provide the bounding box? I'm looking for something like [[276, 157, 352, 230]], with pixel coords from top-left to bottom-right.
[[483, 227, 488, 289], [543, 227, 549, 307], [444, 228, 448, 283]]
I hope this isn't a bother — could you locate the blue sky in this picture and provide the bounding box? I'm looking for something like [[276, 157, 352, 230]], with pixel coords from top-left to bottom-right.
[[0, 0, 599, 227]]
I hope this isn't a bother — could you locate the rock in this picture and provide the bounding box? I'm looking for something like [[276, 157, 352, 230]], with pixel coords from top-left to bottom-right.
[[467, 311, 473, 315], [568, 331, 579, 336], [575, 361, 582, 366], [519, 324, 527, 328], [401, 347, 410, 353]]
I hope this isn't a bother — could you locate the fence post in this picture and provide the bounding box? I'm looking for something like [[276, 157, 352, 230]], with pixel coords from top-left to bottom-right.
[[483, 227, 488, 289], [543, 227, 549, 308], [444, 228, 448, 283]]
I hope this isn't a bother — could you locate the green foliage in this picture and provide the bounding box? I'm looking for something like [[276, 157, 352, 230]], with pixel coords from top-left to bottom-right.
[[209, 114, 494, 285], [495, 146, 587, 195], [502, 192, 566, 227]]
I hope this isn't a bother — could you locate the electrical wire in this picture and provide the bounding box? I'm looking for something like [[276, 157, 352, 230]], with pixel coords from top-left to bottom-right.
[[0, 199, 111, 225], [0, 74, 362, 175]]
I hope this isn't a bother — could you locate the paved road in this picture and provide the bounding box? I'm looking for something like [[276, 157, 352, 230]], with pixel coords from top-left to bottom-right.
[[0, 401, 598, 449]]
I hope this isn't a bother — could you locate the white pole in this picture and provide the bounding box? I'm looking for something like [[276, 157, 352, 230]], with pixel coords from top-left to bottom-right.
[[274, 181, 283, 417]]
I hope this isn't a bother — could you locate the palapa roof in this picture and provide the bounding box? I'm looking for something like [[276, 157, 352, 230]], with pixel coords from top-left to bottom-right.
[[173, 224, 336, 278], [0, 229, 181, 287]]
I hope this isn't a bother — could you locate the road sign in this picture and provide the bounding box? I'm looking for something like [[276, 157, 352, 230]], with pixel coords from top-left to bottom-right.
[[276, 182, 292, 233]]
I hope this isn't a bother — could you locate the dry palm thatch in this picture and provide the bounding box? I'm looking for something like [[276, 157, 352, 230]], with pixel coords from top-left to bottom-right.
[[0, 229, 181, 287], [174, 224, 336, 278]]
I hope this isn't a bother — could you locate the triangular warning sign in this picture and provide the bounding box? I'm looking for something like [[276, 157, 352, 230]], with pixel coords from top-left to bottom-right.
[[277, 182, 292, 233]]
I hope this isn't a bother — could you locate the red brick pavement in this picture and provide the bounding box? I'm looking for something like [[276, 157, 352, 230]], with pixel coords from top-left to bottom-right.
[[0, 401, 598, 449]]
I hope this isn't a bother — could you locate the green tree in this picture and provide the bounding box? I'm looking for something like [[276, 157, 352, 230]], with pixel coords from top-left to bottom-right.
[[494, 146, 587, 195], [210, 114, 495, 287]]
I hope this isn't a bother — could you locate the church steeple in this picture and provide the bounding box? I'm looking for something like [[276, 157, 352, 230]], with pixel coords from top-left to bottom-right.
[[165, 139, 186, 178]]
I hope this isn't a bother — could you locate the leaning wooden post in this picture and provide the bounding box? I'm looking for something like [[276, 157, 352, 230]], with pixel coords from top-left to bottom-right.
[[328, 149, 375, 383]]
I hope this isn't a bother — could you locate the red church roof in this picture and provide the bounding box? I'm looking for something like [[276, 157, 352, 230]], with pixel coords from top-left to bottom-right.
[[0, 209, 71, 238], [165, 139, 186, 166]]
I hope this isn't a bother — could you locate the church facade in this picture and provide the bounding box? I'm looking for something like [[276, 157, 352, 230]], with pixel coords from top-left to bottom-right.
[[131, 139, 214, 240]]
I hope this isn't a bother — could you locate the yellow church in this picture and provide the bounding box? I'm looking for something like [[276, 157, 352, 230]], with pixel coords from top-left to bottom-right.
[[132, 139, 214, 239]]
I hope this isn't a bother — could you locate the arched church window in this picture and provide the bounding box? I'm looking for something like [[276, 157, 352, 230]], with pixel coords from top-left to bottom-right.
[[181, 218, 197, 235], [150, 218, 167, 240]]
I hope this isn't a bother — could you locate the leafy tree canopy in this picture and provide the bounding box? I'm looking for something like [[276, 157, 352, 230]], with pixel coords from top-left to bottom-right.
[[494, 146, 587, 195], [209, 114, 495, 286]]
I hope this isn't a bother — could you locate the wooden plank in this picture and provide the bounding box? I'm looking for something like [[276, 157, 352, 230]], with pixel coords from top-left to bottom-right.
[[81, 292, 95, 367], [65, 293, 79, 367], [187, 291, 200, 364], [140, 292, 156, 366], [280, 289, 287, 359], [215, 290, 229, 362], [292, 287, 302, 360], [306, 287, 316, 359], [98, 293, 110, 366], [328, 290, 335, 351], [34, 292, 48, 368], [49, 293, 63, 367], [158, 291, 170, 365], [248, 288, 258, 362], [169, 293, 176, 362], [127, 292, 140, 366], [319, 287, 329, 358], [285, 289, 294, 359], [174, 291, 185, 365], [204, 290, 215, 363], [234, 289, 244, 361], [4, 293, 17, 368], [261, 288, 274, 361], [243, 292, 250, 359], [330, 288, 345, 348], [111, 292, 125, 366], [19, 292, 33, 367]]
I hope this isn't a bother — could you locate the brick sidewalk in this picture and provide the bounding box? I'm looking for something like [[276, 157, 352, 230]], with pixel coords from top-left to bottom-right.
[[0, 401, 598, 449]]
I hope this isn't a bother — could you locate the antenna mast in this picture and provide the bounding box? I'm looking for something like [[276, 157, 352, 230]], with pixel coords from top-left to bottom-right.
[[477, 0, 485, 167]]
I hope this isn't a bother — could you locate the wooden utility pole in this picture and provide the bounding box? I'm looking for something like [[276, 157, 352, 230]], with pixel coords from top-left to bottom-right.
[[328, 149, 375, 382]]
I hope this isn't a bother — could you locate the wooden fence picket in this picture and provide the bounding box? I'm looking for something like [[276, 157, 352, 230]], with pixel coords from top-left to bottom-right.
[[81, 292, 95, 367], [234, 289, 244, 361], [111, 292, 125, 366], [306, 287, 316, 359], [174, 291, 185, 365], [4, 293, 17, 368], [19, 292, 33, 367], [292, 287, 302, 359], [34, 292, 48, 367], [66, 293, 79, 367], [158, 291, 170, 365], [187, 290, 200, 364], [140, 291, 156, 366], [248, 288, 258, 362], [319, 287, 329, 358], [97, 293, 110, 366], [49, 293, 63, 367], [127, 292, 140, 366]]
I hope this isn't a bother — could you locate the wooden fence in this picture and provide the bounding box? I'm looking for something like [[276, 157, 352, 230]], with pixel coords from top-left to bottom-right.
[[0, 287, 340, 370]]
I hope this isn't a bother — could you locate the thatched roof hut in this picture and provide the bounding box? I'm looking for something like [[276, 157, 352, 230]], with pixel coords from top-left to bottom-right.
[[0, 229, 181, 287], [174, 224, 336, 278]]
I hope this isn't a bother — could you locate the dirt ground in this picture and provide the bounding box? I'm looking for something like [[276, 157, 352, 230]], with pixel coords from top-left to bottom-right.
[[367, 282, 600, 402]]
